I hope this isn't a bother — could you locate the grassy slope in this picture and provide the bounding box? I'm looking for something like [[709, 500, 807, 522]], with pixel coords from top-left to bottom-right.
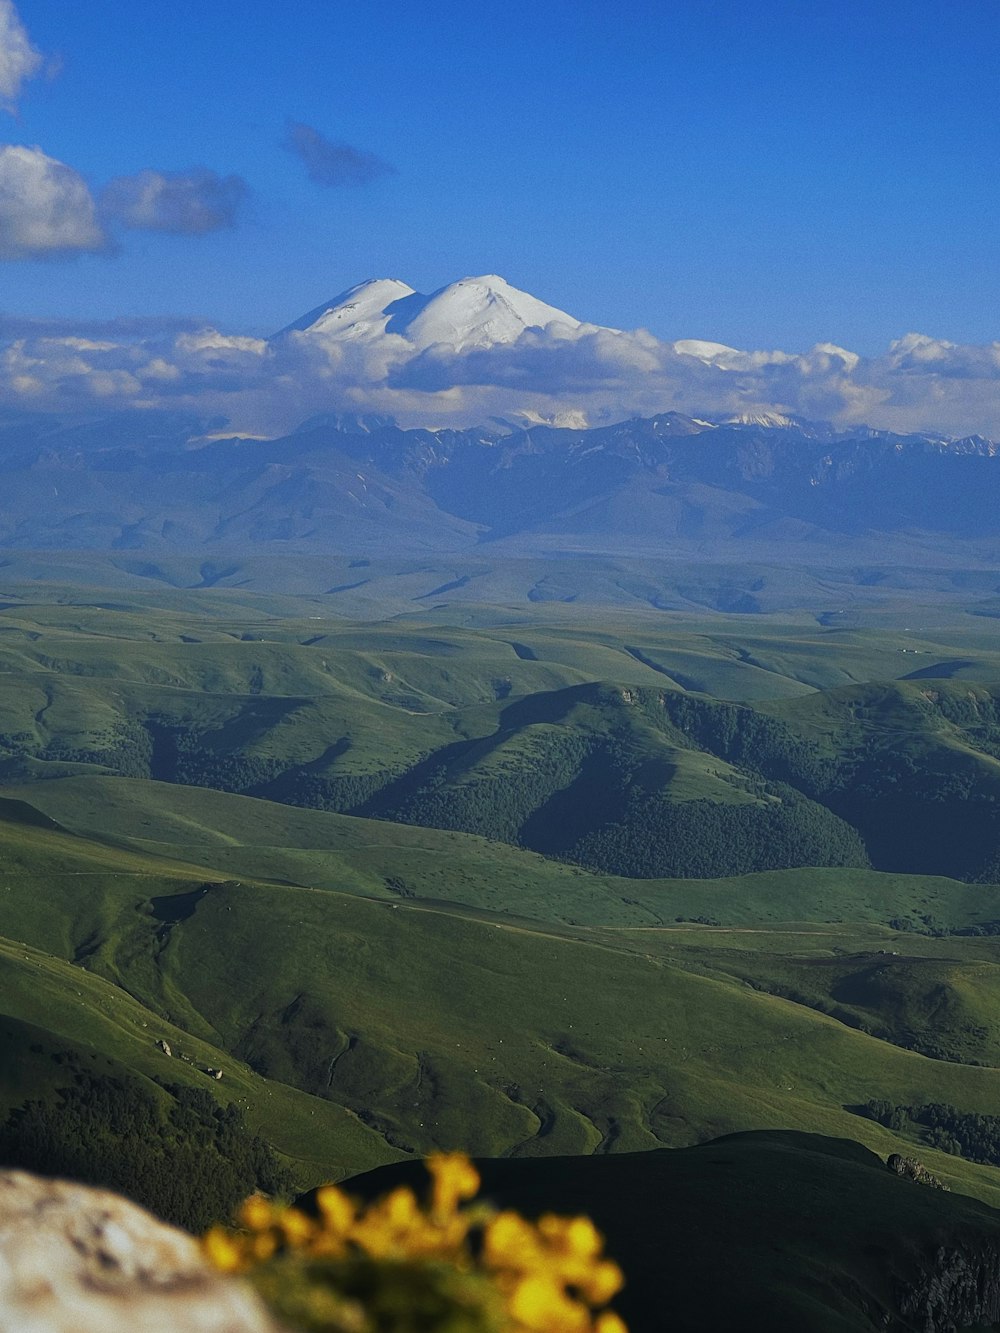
[[12, 774, 1000, 929], [0, 940, 396, 1181], [4, 794, 1000, 1203], [2, 589, 1000, 701], [9, 601, 1000, 882], [1, 547, 1000, 623], [0, 812, 401, 1181], [2, 598, 1000, 824], [602, 923, 1000, 1063], [6, 599, 1000, 1214]]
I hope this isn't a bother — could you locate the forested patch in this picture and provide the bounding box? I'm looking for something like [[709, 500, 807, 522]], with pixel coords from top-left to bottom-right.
[[567, 784, 869, 878], [370, 731, 597, 846], [355, 696, 870, 878], [859, 1099, 1000, 1169], [0, 1056, 292, 1231]]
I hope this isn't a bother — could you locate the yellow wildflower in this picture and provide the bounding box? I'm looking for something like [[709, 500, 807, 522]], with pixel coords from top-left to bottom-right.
[[239, 1193, 275, 1232], [278, 1207, 316, 1247], [314, 1184, 356, 1236], [484, 1210, 544, 1269], [578, 1259, 625, 1307], [201, 1225, 245, 1273], [250, 1229, 279, 1263], [428, 1150, 481, 1217], [539, 1214, 603, 1260], [202, 1153, 628, 1333], [508, 1272, 588, 1331], [594, 1313, 629, 1333]]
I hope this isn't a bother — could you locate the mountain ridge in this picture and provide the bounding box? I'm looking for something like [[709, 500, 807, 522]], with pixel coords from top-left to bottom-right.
[[0, 409, 995, 566]]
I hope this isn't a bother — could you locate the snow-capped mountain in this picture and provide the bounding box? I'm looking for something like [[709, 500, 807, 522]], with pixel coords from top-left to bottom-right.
[[725, 412, 801, 429], [275, 274, 582, 352], [260, 274, 1000, 442], [278, 278, 417, 342]]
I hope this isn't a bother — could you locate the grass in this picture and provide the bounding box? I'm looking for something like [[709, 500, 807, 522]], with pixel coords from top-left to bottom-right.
[[4, 793, 1000, 1203], [11, 775, 1000, 931], [5, 592, 1000, 1230], [5, 598, 1000, 882]]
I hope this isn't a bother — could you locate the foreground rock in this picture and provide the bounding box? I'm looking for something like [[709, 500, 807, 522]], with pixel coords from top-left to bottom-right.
[[0, 1169, 282, 1333]]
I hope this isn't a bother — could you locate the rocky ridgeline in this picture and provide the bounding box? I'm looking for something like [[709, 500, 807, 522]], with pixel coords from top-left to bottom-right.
[[898, 1243, 1000, 1332], [886, 1154, 950, 1191], [0, 1170, 281, 1333]]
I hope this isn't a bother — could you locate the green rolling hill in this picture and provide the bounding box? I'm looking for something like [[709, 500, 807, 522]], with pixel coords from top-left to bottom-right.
[[3, 595, 1000, 880], [4, 779, 1000, 1211], [5, 586, 1000, 1318]]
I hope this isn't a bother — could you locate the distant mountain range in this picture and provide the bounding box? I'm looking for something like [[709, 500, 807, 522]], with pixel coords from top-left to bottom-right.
[[0, 404, 995, 562]]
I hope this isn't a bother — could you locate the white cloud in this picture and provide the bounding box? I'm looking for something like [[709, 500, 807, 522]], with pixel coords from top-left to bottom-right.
[[1, 307, 1000, 441], [0, 1, 41, 110], [101, 167, 248, 234], [0, 144, 108, 258], [885, 332, 1000, 378], [175, 330, 267, 358]]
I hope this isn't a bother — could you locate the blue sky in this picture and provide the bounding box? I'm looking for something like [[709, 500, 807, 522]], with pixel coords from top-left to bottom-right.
[[1, 0, 1000, 440], [5, 0, 1000, 352]]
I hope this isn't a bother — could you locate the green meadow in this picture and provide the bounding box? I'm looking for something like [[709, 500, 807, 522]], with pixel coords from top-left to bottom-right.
[[4, 580, 1000, 1247]]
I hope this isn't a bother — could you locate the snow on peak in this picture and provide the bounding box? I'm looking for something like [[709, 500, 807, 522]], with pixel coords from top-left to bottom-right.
[[403, 275, 580, 351], [725, 411, 799, 429], [812, 342, 860, 371], [276, 279, 417, 339], [493, 406, 590, 431], [672, 338, 746, 370], [278, 274, 580, 351]]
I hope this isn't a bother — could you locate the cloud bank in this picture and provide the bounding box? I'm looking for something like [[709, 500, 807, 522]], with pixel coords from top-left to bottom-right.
[[284, 120, 396, 186], [1, 298, 1000, 442]]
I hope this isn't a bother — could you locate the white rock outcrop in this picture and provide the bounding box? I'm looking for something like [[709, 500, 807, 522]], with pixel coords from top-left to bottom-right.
[[0, 1169, 282, 1333]]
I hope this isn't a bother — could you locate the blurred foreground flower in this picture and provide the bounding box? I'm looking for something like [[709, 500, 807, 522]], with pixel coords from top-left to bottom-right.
[[203, 1153, 627, 1333]]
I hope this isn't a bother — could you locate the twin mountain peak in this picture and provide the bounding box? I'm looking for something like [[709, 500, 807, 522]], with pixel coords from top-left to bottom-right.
[[276, 274, 586, 352]]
